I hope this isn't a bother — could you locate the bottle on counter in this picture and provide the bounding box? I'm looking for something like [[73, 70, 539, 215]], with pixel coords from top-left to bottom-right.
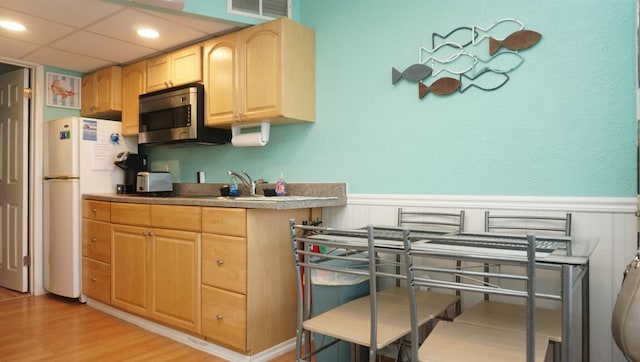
[[275, 172, 287, 196], [229, 176, 239, 196]]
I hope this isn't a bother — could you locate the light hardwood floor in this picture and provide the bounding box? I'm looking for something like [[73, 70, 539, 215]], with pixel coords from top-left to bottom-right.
[[0, 292, 298, 361]]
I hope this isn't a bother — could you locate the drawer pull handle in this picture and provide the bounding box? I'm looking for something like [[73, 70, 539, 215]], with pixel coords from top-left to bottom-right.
[[216, 259, 224, 265], [216, 314, 223, 320]]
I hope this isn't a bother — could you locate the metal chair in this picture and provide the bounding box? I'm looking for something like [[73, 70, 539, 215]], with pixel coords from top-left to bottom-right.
[[289, 220, 459, 362], [454, 211, 572, 361], [484, 211, 572, 236], [402, 230, 549, 362], [396, 209, 465, 314], [397, 208, 466, 234]]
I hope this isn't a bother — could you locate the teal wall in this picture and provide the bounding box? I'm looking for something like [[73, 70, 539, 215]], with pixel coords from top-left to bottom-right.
[[142, 0, 637, 197]]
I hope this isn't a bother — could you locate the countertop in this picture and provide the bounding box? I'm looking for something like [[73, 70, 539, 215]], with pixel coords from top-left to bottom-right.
[[83, 182, 347, 210]]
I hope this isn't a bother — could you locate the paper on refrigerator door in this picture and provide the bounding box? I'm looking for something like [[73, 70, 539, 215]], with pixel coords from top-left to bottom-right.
[[81, 119, 118, 171]]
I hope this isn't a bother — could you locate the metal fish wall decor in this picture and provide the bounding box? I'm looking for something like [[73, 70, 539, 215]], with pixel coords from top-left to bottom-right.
[[391, 18, 542, 101]]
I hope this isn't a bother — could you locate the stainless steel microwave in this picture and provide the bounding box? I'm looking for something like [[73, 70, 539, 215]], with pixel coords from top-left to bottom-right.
[[138, 83, 231, 145]]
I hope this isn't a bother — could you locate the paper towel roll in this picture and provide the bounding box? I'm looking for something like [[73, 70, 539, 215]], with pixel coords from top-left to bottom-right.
[[231, 132, 267, 147], [231, 121, 270, 147]]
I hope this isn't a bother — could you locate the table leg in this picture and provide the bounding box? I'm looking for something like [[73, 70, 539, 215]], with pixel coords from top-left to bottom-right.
[[582, 263, 590, 362], [561, 264, 573, 362]]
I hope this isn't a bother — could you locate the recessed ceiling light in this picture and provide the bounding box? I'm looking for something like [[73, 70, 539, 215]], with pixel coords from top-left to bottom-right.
[[137, 28, 159, 38], [0, 20, 26, 32]]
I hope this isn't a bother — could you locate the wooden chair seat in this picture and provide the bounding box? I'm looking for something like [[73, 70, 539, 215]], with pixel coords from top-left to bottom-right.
[[303, 286, 458, 350], [454, 300, 562, 342], [418, 321, 549, 362]]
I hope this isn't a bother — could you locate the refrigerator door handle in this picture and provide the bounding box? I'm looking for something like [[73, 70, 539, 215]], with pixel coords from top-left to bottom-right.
[[44, 176, 80, 181]]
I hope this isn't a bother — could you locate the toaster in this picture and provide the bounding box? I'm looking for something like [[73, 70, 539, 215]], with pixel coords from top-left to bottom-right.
[[136, 171, 173, 193]]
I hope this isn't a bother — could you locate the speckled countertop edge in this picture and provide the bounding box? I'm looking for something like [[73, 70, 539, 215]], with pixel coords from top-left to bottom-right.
[[83, 183, 347, 210]]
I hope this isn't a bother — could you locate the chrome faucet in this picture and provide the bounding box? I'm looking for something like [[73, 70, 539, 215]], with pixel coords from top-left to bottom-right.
[[227, 170, 256, 196]]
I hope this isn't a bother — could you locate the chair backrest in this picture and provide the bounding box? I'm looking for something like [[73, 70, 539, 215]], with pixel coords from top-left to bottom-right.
[[402, 230, 538, 362], [289, 220, 381, 360], [484, 211, 571, 236], [397, 208, 465, 233]]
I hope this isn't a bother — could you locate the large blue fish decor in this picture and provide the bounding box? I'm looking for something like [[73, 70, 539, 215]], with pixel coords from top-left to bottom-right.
[[392, 17, 542, 100]]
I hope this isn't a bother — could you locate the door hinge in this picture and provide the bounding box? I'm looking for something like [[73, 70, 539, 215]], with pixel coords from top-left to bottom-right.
[[23, 88, 32, 99], [23, 255, 30, 267]]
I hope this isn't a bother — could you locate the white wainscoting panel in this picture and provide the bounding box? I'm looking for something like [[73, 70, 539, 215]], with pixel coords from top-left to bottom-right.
[[321, 194, 637, 362]]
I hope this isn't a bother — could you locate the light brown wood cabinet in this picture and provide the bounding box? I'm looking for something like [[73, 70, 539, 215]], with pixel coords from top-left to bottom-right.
[[81, 200, 111, 304], [203, 17, 315, 127], [81, 66, 122, 118], [83, 199, 314, 355], [121, 61, 146, 136], [146, 44, 202, 92], [201, 207, 309, 354], [110, 203, 201, 334]]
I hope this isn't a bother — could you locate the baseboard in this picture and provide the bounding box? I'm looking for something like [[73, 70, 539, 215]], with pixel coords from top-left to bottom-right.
[[86, 298, 295, 362]]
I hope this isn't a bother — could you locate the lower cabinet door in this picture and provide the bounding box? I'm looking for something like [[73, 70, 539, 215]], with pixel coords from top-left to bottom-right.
[[82, 257, 110, 304], [201, 285, 246, 351], [149, 228, 201, 334], [111, 224, 149, 317]]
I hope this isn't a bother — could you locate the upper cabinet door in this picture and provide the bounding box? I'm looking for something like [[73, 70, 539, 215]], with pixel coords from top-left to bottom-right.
[[146, 44, 202, 92], [240, 20, 281, 122], [80, 66, 121, 118], [146, 54, 171, 92], [121, 61, 146, 136], [203, 33, 239, 126], [171, 45, 203, 87], [203, 17, 316, 128]]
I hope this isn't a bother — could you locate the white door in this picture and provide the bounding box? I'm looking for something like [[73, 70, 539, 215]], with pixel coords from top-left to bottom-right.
[[0, 68, 29, 292]]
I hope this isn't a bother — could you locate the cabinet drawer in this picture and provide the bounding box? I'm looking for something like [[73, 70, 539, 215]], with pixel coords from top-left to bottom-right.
[[151, 205, 201, 232], [111, 203, 150, 226], [202, 208, 246, 237], [202, 233, 247, 294], [82, 219, 111, 263], [82, 200, 110, 222], [82, 257, 111, 304], [201, 285, 246, 351]]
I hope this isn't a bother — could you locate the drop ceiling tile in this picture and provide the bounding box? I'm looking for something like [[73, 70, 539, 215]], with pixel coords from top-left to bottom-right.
[[0, 7, 75, 45], [51, 31, 159, 64], [0, 36, 40, 59], [87, 8, 208, 50], [139, 9, 240, 35], [0, 0, 124, 28], [24, 47, 115, 73]]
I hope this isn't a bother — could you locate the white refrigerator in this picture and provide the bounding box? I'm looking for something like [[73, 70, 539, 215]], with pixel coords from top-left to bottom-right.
[[44, 117, 136, 299]]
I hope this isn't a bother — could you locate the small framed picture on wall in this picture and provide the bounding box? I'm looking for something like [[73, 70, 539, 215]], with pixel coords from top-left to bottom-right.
[[46, 72, 81, 109]]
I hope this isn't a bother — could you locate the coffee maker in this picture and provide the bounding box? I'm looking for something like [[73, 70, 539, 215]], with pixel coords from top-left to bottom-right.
[[114, 152, 148, 194]]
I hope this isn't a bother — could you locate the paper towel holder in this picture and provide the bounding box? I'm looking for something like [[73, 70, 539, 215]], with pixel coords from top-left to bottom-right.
[[231, 120, 270, 147]]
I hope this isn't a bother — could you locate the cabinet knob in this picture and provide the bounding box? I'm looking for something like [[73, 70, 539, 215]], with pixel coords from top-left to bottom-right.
[[216, 259, 224, 265], [216, 314, 224, 320], [91, 208, 97, 213], [91, 238, 97, 243], [91, 278, 97, 282], [143, 231, 150, 236]]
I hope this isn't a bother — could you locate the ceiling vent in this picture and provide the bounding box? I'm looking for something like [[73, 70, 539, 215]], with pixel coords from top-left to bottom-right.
[[229, 0, 290, 19]]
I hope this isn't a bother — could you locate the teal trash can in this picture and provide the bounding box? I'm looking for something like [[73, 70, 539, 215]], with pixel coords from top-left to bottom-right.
[[310, 256, 370, 362]]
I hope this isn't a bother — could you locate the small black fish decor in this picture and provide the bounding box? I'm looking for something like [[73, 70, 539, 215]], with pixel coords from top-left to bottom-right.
[[392, 64, 433, 84], [392, 18, 542, 101]]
